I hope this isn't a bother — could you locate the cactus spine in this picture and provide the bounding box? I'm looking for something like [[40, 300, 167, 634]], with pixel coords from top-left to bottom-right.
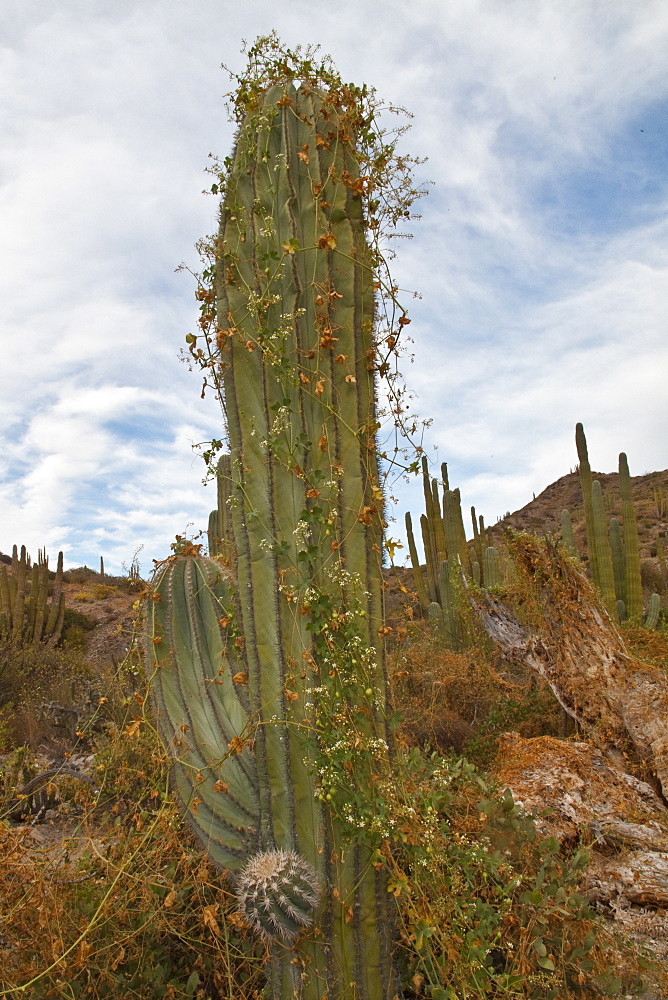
[[236, 849, 323, 943], [149, 44, 413, 999]]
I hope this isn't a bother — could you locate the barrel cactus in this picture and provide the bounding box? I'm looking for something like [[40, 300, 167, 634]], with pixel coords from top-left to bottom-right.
[[147, 37, 423, 1000]]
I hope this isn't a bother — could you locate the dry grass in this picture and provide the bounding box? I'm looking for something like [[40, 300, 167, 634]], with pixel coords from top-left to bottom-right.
[[0, 723, 267, 999]]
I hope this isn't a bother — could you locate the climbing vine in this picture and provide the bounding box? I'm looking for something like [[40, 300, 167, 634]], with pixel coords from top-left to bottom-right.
[[181, 32, 431, 487]]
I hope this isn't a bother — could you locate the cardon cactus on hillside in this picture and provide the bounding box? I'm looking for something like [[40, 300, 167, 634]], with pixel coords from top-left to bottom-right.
[[619, 452, 643, 619], [147, 37, 424, 1000], [576, 422, 600, 584], [0, 545, 65, 648], [573, 425, 652, 627]]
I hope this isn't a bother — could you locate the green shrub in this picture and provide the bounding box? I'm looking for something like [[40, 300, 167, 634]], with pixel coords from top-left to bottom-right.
[[384, 749, 646, 999]]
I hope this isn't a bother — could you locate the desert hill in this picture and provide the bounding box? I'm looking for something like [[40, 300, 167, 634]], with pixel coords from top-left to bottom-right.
[[490, 467, 668, 585]]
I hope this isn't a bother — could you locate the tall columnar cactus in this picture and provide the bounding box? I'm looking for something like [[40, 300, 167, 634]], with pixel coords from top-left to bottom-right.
[[573, 426, 650, 626], [591, 480, 618, 620], [0, 546, 64, 647], [608, 517, 626, 614], [405, 511, 430, 610], [576, 423, 599, 584], [471, 505, 484, 575], [560, 509, 580, 560], [483, 546, 502, 589], [619, 452, 643, 619], [405, 465, 473, 615], [438, 559, 464, 650], [403, 465, 506, 649], [147, 41, 422, 999]]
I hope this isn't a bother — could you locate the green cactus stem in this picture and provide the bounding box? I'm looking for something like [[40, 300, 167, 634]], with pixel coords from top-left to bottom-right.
[[645, 593, 661, 630], [608, 517, 626, 606], [483, 546, 502, 589], [419, 513, 439, 604], [470, 506, 484, 581], [591, 480, 618, 620], [426, 600, 442, 621], [405, 511, 429, 611], [560, 509, 580, 560], [149, 40, 428, 998], [0, 547, 64, 648], [619, 452, 643, 619], [216, 69, 395, 997], [147, 553, 260, 870], [407, 468, 473, 614], [441, 462, 449, 490], [576, 423, 599, 584], [207, 453, 234, 562], [438, 559, 464, 651]]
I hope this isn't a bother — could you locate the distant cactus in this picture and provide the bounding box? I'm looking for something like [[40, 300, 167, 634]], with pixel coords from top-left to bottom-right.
[[619, 453, 642, 619], [573, 426, 655, 626], [645, 593, 661, 630], [591, 481, 618, 620], [576, 423, 599, 583], [405, 511, 430, 609], [439, 559, 464, 650], [406, 463, 475, 614], [483, 546, 503, 589], [0, 547, 64, 648], [609, 517, 625, 606], [560, 509, 579, 559]]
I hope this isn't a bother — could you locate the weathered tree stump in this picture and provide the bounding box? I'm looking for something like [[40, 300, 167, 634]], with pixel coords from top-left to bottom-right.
[[473, 536, 668, 798]]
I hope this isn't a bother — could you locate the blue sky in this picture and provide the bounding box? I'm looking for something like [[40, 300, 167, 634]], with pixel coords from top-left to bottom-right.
[[1, 0, 666, 574]]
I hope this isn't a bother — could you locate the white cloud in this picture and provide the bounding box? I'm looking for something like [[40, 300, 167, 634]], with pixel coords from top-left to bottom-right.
[[0, 0, 666, 572]]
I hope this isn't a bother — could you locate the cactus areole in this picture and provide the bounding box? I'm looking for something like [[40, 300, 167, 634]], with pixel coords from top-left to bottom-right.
[[148, 38, 424, 999]]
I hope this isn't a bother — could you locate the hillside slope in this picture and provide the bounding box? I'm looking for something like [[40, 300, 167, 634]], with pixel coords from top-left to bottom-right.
[[491, 467, 668, 568]]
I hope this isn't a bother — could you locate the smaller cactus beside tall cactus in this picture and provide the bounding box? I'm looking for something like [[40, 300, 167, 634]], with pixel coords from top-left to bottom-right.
[[405, 462, 505, 649], [207, 453, 234, 562], [571, 425, 654, 626], [644, 593, 661, 630], [619, 452, 643, 620]]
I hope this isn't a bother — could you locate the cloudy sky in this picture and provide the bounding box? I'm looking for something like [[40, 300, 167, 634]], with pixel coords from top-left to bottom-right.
[[1, 0, 666, 574]]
